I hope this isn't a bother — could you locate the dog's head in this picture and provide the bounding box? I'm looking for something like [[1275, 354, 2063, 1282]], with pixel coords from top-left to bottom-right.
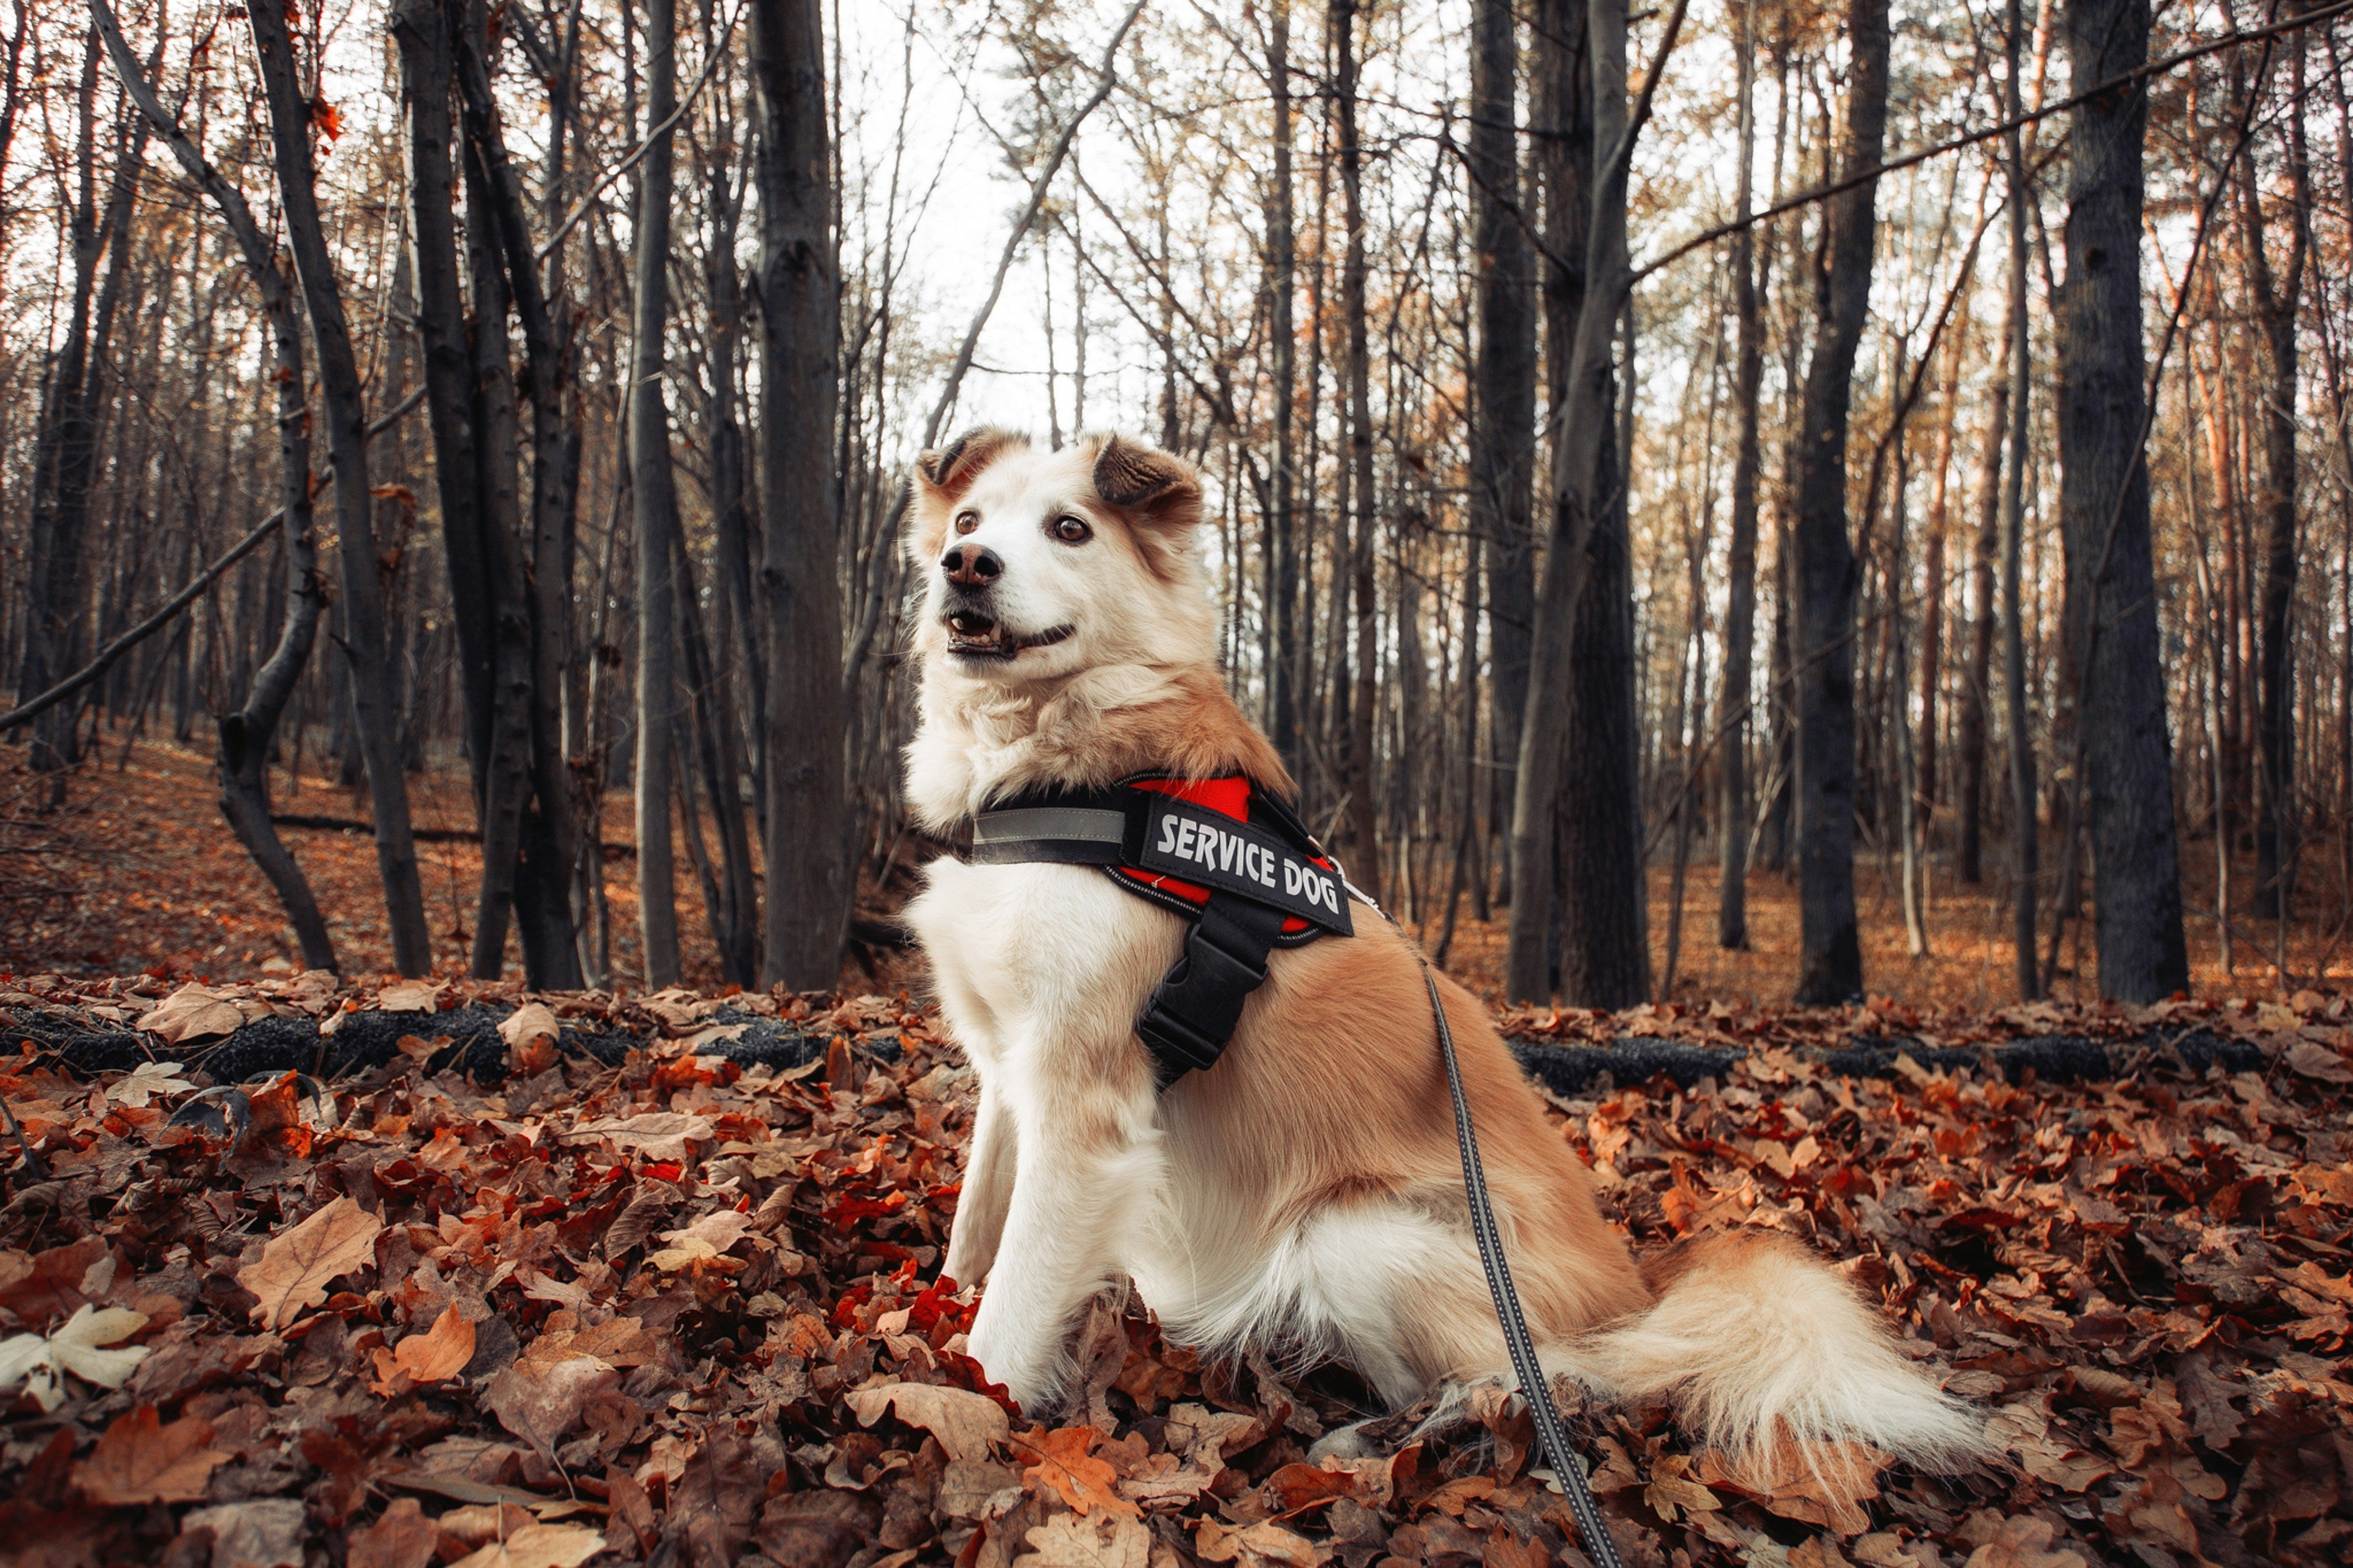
[[904, 430, 1218, 683]]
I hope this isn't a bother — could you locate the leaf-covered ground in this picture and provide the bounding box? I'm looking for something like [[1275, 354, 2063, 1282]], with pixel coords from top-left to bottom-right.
[[2, 972, 2350, 1568]]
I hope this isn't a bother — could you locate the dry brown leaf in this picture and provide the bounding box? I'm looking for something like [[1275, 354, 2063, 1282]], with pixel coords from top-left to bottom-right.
[[372, 1304, 476, 1393], [1015, 1426, 1141, 1519], [346, 1499, 439, 1568], [1961, 1515, 2089, 1568], [2283, 1038, 2353, 1083], [1015, 1511, 1154, 1568], [135, 983, 246, 1044], [446, 1523, 607, 1568], [72, 1405, 228, 1505], [843, 1380, 1010, 1462], [237, 1197, 385, 1331], [1193, 1517, 1332, 1567]]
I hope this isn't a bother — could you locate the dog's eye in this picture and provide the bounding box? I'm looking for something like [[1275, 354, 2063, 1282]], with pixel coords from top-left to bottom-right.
[[954, 511, 980, 535], [1050, 514, 1092, 544]]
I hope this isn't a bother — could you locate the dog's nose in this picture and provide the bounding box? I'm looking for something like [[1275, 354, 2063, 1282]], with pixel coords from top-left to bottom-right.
[[943, 544, 1002, 587]]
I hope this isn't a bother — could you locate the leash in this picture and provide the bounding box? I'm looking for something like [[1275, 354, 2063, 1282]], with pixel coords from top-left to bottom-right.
[[1418, 959, 1625, 1568], [967, 778, 1622, 1563]]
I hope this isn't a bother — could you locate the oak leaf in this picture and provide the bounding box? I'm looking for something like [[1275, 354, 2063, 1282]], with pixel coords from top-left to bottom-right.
[[237, 1196, 384, 1330], [72, 1405, 228, 1504], [1015, 1511, 1152, 1568], [1014, 1426, 1140, 1518], [1193, 1517, 1331, 1567]]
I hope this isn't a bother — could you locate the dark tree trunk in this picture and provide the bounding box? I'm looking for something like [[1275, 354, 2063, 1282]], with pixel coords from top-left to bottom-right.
[[1955, 368, 2007, 885], [1718, 0, 1764, 951], [674, 526, 759, 987], [1333, 0, 1380, 892], [749, 0, 849, 988], [632, 0, 684, 987], [1787, 0, 1888, 1005], [2054, 0, 2188, 1002], [1469, 0, 1536, 893], [247, 0, 435, 975], [91, 0, 335, 971], [2000, 0, 2037, 996], [2245, 43, 2309, 919], [1266, 0, 1301, 779]]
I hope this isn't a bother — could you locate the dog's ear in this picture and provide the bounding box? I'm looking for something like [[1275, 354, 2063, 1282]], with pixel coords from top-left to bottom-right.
[[1091, 435, 1203, 535], [916, 427, 1026, 503]]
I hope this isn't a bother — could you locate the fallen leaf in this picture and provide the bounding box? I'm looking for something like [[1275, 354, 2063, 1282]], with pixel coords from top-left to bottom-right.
[[447, 1523, 606, 1568], [1194, 1517, 1332, 1567], [109, 1060, 196, 1107], [346, 1498, 439, 1568], [238, 1196, 385, 1330], [1015, 1511, 1154, 1568], [183, 1499, 308, 1568], [72, 1405, 229, 1504], [136, 984, 246, 1043], [484, 1347, 617, 1453], [2284, 1038, 2353, 1083], [377, 981, 443, 1013], [372, 1304, 476, 1393], [1015, 1427, 1141, 1519], [0, 1303, 151, 1411], [498, 1003, 561, 1048], [1962, 1515, 2089, 1568], [844, 1380, 1011, 1462]]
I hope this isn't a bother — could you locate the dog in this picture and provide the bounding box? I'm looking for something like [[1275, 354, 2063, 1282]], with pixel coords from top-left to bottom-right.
[[898, 427, 1985, 1474]]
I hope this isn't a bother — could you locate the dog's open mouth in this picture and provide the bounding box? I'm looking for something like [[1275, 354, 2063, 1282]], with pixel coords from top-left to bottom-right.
[[944, 611, 1074, 661]]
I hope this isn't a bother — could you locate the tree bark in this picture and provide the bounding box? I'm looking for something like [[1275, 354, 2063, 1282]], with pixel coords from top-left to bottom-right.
[[1717, 0, 1763, 951], [1787, 0, 1888, 1005], [1266, 0, 1302, 781], [2054, 0, 2187, 1001], [632, 0, 684, 988], [2001, 0, 2038, 997], [90, 0, 335, 972], [749, 0, 849, 988], [246, 0, 435, 975], [1955, 361, 2007, 885], [2245, 38, 2309, 920], [1469, 0, 1536, 905], [1333, 0, 1380, 892]]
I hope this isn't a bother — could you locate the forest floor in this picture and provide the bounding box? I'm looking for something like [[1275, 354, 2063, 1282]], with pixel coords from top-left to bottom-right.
[[0, 970, 2348, 1568], [7, 737, 2350, 1009]]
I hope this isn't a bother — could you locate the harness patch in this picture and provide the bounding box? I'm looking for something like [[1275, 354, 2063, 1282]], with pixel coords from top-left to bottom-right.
[[1136, 796, 1352, 934]]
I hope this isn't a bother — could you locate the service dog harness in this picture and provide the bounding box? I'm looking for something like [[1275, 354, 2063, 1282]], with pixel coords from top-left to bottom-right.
[[965, 774, 1623, 1568]]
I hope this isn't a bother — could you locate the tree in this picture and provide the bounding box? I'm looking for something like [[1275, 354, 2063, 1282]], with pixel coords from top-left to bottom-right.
[[2054, 0, 2188, 1001], [246, 0, 434, 976], [1332, 0, 1379, 893], [1265, 0, 1302, 781], [1716, 0, 1765, 952], [749, 0, 850, 989], [1468, 0, 1534, 903], [1787, 0, 1889, 1006]]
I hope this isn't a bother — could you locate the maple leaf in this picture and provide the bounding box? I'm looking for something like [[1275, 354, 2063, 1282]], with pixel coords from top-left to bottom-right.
[[371, 1304, 476, 1394], [108, 1060, 196, 1108], [845, 1380, 1011, 1462], [1013, 1426, 1141, 1518], [0, 1304, 151, 1411], [237, 1195, 385, 1330], [71, 1405, 229, 1504]]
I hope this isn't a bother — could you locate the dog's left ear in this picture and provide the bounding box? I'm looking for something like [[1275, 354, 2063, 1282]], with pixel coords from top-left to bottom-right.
[[1091, 436, 1203, 536]]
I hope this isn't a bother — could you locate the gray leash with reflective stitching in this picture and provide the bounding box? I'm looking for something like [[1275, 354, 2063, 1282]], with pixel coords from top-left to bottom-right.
[[1418, 963, 1625, 1568], [1334, 861, 1623, 1568]]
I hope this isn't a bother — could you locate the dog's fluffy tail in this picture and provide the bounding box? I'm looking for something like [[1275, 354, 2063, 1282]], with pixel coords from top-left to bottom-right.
[[1569, 1232, 1987, 1473]]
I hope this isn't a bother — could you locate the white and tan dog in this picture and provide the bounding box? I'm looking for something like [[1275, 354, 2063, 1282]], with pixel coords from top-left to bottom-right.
[[899, 428, 1984, 1472]]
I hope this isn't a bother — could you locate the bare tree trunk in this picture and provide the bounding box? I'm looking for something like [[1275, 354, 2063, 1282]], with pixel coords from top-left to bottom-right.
[[1332, 0, 1380, 893], [750, 0, 848, 988], [247, 0, 434, 975], [1717, 0, 1763, 951], [1469, 0, 1534, 909], [1786, 0, 1887, 1005], [2001, 0, 2038, 998], [632, 0, 684, 987], [1955, 363, 2006, 885], [2054, 0, 2187, 1001], [1266, 0, 1302, 780], [91, 0, 335, 971], [2246, 40, 2309, 921]]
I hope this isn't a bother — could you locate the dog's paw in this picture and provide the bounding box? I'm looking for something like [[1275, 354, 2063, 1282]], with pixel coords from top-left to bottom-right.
[[1305, 1422, 1382, 1465]]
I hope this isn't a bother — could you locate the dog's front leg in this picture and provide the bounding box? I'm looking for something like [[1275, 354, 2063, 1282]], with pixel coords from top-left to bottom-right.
[[963, 1065, 1160, 1415], [943, 1079, 1017, 1286]]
